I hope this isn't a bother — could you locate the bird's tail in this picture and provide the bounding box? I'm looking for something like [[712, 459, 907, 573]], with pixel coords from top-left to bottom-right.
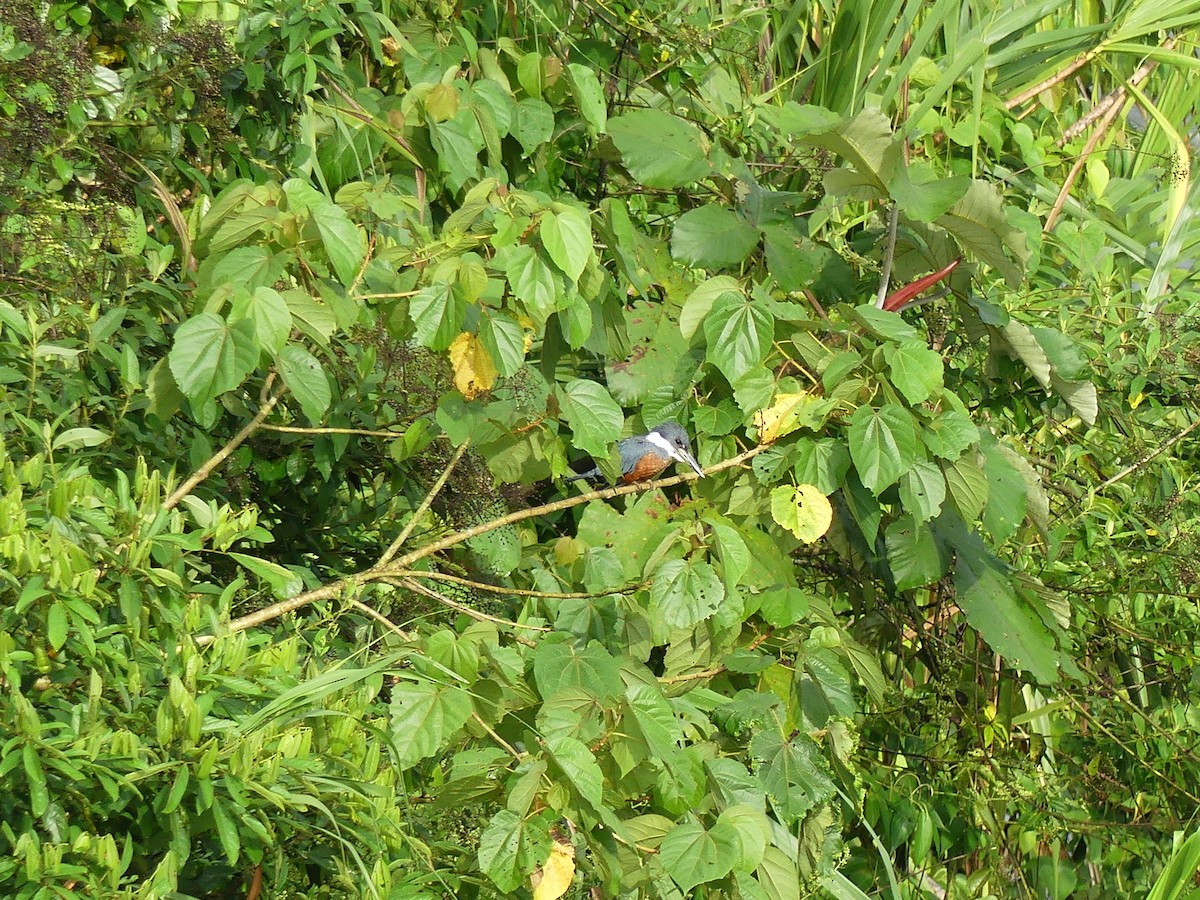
[[563, 467, 602, 483]]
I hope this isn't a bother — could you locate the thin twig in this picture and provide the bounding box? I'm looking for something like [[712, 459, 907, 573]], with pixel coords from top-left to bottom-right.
[[874, 204, 899, 308], [348, 597, 413, 641], [1096, 416, 1200, 491], [260, 423, 409, 438], [1006, 52, 1094, 111], [658, 629, 773, 685], [206, 444, 768, 641], [401, 569, 644, 600], [473, 711, 523, 760], [1045, 99, 1123, 232], [163, 377, 286, 512], [394, 577, 547, 639], [378, 440, 471, 566]]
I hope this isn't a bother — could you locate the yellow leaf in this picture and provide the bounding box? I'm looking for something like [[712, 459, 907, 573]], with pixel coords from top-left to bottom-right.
[[753, 391, 822, 444], [770, 484, 833, 543], [448, 332, 497, 399], [531, 838, 575, 900]]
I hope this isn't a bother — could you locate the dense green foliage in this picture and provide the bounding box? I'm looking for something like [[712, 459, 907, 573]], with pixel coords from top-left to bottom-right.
[[4, 1, 1200, 897]]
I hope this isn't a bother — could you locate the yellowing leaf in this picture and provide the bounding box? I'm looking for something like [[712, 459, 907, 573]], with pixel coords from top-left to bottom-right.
[[754, 392, 823, 444], [770, 484, 833, 543], [531, 837, 576, 900], [448, 332, 498, 399]]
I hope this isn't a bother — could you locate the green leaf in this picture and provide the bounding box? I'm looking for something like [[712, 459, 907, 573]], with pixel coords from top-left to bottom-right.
[[512, 97, 555, 154], [389, 680, 474, 766], [717, 804, 771, 872], [51, 427, 111, 450], [884, 341, 944, 406], [659, 821, 738, 892], [885, 517, 949, 590], [948, 524, 1060, 683], [504, 245, 558, 325], [567, 63, 606, 133], [540, 207, 592, 281], [210, 798, 242, 865], [168, 313, 259, 409], [228, 552, 304, 599], [429, 111, 484, 188], [942, 452, 989, 521], [479, 312, 526, 376], [533, 640, 624, 702], [560, 379, 623, 458], [793, 438, 851, 494], [204, 246, 285, 292], [681, 278, 741, 340], [923, 409, 979, 460], [751, 730, 835, 823], [770, 484, 833, 543], [899, 460, 946, 523], [410, 283, 464, 350], [764, 228, 819, 292], [888, 163, 970, 222], [847, 404, 921, 494], [277, 345, 331, 424], [545, 734, 604, 807], [649, 559, 726, 630], [671, 205, 759, 268], [310, 201, 366, 286], [980, 441, 1026, 543], [803, 107, 902, 195], [936, 179, 1030, 286], [46, 601, 68, 650], [755, 846, 802, 900], [608, 109, 712, 188], [478, 810, 525, 893], [758, 587, 810, 627], [703, 292, 775, 383], [230, 287, 292, 355]]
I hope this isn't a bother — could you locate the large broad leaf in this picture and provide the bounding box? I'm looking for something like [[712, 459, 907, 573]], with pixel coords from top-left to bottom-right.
[[410, 282, 464, 351], [389, 680, 473, 767], [846, 404, 921, 494], [936, 180, 1030, 286], [943, 520, 1060, 683], [770, 485, 833, 543], [750, 730, 835, 824], [567, 62, 606, 133], [802, 107, 902, 196], [478, 312, 526, 377], [716, 804, 771, 872], [606, 302, 690, 405], [229, 287, 292, 355], [533, 640, 624, 702], [608, 109, 712, 188], [703, 292, 775, 383], [277, 345, 331, 424], [545, 734, 604, 807], [884, 341, 944, 406], [885, 516, 950, 590], [980, 441, 1026, 543], [671, 204, 759, 268], [310, 201, 366, 286], [560, 379, 623, 458], [540, 206, 593, 281], [680, 278, 742, 340], [659, 821, 739, 892], [504, 244, 559, 325], [168, 313, 259, 409], [478, 810, 533, 893], [888, 162, 970, 223], [899, 460, 946, 523], [649, 559, 726, 630]]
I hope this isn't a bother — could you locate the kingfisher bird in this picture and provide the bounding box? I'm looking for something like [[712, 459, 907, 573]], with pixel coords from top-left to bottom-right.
[[565, 421, 705, 484]]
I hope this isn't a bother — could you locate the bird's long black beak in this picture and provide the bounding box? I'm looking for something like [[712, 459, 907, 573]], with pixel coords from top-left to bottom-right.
[[675, 447, 705, 477]]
